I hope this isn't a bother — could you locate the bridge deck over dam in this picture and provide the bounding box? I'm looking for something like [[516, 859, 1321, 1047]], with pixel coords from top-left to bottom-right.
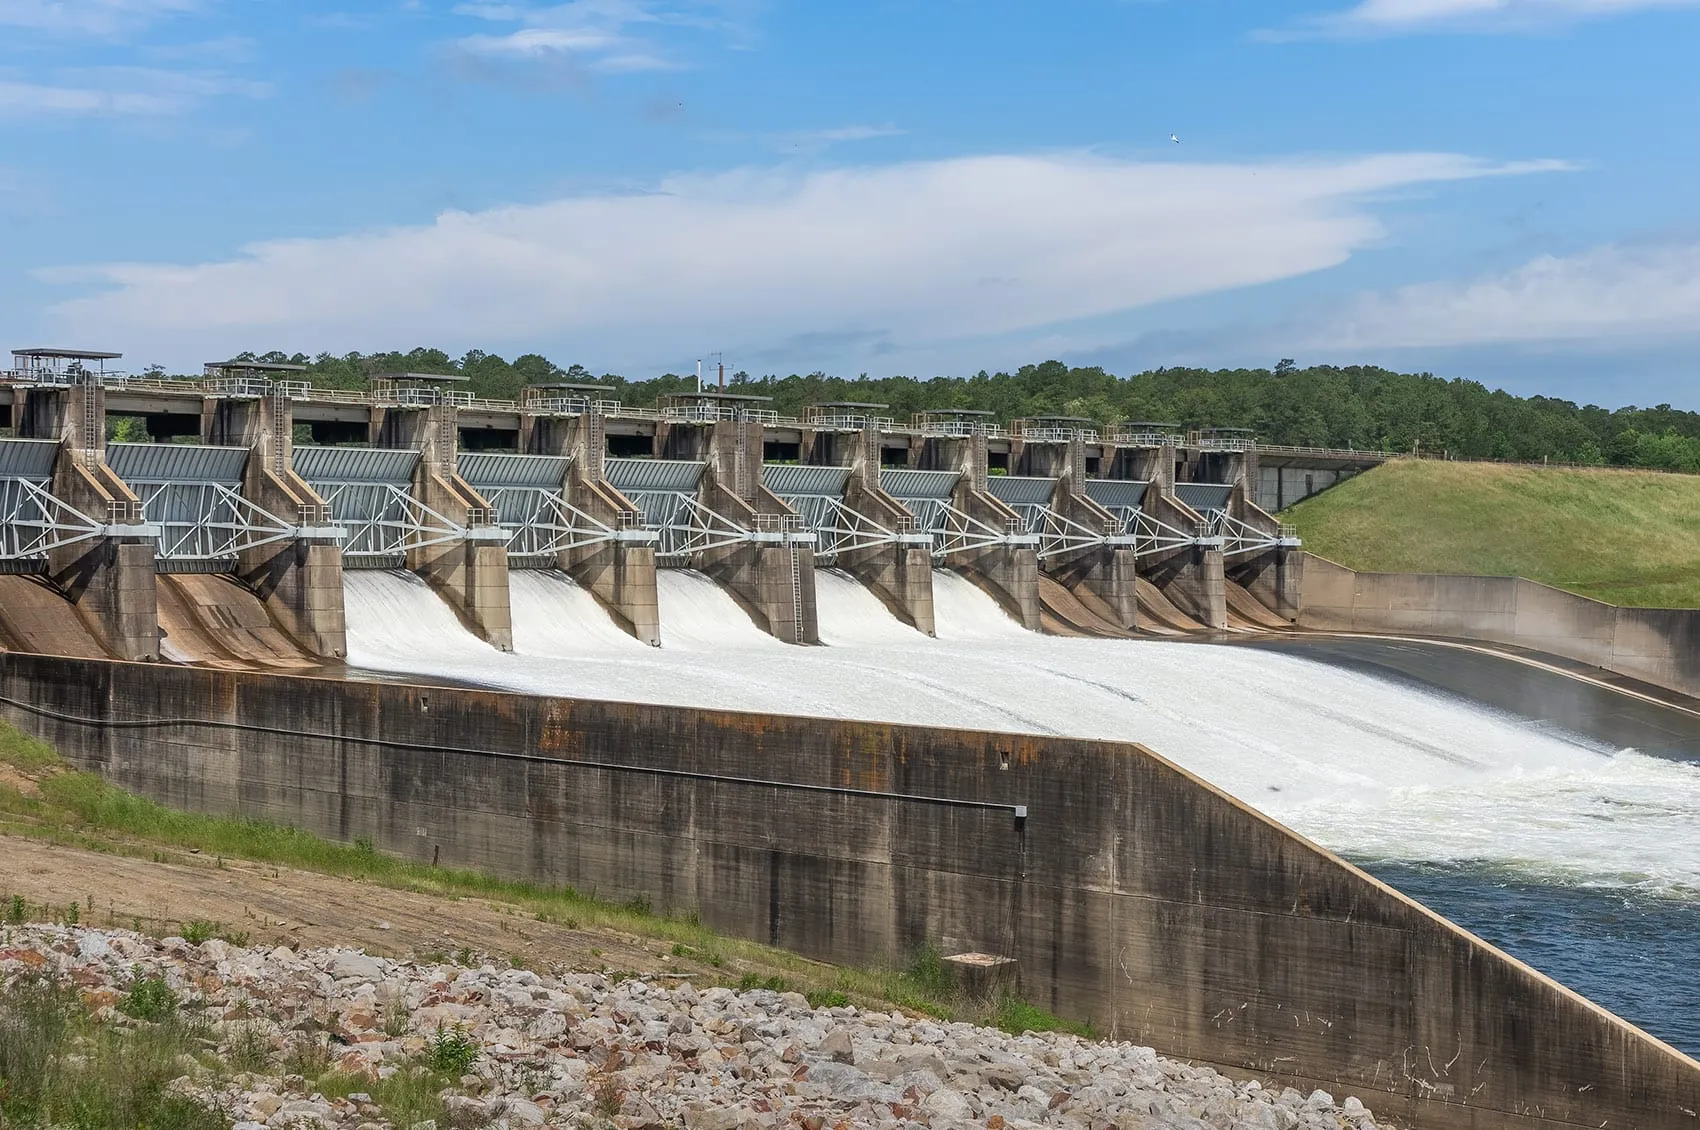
[[0, 357, 1308, 660]]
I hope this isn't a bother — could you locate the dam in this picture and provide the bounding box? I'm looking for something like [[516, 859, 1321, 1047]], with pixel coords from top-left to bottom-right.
[[2, 349, 1699, 1127]]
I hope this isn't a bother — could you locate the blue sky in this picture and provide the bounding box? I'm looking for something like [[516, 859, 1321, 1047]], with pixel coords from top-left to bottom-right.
[[3, 0, 1698, 406]]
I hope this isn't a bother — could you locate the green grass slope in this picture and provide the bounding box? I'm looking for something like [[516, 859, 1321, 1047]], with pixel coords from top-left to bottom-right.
[[1283, 460, 1700, 608]]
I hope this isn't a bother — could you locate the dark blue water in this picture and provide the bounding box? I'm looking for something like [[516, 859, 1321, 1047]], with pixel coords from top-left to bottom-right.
[[1363, 861, 1700, 1057], [1240, 637, 1700, 1058]]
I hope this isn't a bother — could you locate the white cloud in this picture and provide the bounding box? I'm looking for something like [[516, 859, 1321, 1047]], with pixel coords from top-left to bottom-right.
[[44, 151, 1564, 370], [1314, 242, 1700, 349], [1283, 0, 1700, 36], [0, 0, 201, 36], [774, 124, 906, 152], [0, 68, 265, 116], [447, 0, 739, 76]]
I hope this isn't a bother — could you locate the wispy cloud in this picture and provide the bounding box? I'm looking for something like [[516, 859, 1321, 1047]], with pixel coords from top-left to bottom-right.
[[447, 0, 745, 78], [0, 0, 202, 37], [1309, 241, 1700, 349], [1273, 0, 1700, 38], [0, 68, 266, 117], [45, 150, 1565, 370], [774, 124, 906, 153]]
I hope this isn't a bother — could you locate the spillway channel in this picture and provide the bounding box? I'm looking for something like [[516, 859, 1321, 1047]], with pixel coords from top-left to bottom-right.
[[342, 567, 1700, 1054]]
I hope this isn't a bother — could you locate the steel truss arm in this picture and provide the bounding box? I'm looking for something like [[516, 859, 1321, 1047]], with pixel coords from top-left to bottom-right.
[[316, 482, 501, 558], [1209, 511, 1302, 557], [622, 491, 815, 561], [771, 493, 930, 562], [477, 485, 657, 556], [1004, 503, 1129, 561], [131, 481, 339, 562], [1099, 506, 1215, 559], [0, 479, 132, 560], [903, 498, 1039, 558]]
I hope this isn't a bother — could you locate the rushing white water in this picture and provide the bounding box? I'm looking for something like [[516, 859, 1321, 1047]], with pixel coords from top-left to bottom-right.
[[343, 567, 1700, 897]]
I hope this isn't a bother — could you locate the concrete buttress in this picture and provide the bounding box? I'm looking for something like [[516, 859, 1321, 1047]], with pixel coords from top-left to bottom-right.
[[818, 424, 935, 636], [204, 394, 348, 658], [17, 380, 160, 661], [522, 412, 661, 645], [921, 432, 1040, 630], [380, 404, 513, 650], [695, 419, 819, 645], [1021, 433, 1138, 632]]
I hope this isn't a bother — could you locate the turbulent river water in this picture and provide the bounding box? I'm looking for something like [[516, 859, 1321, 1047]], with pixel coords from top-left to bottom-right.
[[342, 567, 1700, 1056]]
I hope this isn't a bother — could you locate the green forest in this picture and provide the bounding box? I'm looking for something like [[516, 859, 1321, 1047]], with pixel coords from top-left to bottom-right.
[[231, 348, 1700, 472]]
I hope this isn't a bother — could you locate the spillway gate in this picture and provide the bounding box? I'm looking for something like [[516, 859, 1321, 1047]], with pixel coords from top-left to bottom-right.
[[984, 475, 1133, 560], [880, 469, 1039, 557], [292, 447, 496, 568], [1083, 480, 1214, 557], [456, 453, 655, 568], [0, 438, 150, 571], [761, 464, 928, 564], [1173, 482, 1299, 557], [106, 443, 320, 573], [605, 458, 812, 564]]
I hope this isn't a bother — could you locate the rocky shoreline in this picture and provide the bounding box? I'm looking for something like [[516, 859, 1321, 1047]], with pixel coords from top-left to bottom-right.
[[0, 924, 1383, 1129]]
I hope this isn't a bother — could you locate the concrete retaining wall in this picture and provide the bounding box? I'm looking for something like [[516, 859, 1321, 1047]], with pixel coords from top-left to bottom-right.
[[1, 654, 1695, 1128], [1298, 553, 1700, 697]]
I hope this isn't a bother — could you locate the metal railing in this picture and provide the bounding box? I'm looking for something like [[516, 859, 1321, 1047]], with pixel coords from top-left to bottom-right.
[[1109, 430, 1181, 447], [201, 376, 272, 398], [1189, 430, 1257, 452], [918, 420, 1006, 439], [801, 411, 898, 433], [1255, 443, 1391, 462], [660, 403, 782, 425]]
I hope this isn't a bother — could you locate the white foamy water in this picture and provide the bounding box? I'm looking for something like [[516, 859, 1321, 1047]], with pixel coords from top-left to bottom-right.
[[343, 567, 1700, 897]]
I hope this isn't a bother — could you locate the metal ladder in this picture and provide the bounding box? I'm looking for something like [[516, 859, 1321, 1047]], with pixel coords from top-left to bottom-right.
[[586, 410, 606, 481], [79, 374, 100, 463], [269, 391, 289, 476], [734, 421, 750, 501], [788, 544, 804, 643]]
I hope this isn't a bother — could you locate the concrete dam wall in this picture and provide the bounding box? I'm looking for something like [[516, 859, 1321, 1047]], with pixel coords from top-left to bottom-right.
[[1299, 552, 1700, 698], [1, 652, 1695, 1129]]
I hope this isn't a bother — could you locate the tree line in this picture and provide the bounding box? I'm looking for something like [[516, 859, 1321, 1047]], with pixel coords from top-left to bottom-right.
[[233, 349, 1700, 472]]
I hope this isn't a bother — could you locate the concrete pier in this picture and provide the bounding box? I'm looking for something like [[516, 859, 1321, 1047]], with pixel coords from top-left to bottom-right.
[[1104, 432, 1228, 630], [700, 417, 818, 645], [916, 427, 1040, 630], [1013, 421, 1138, 631], [378, 398, 513, 651], [1183, 430, 1301, 625], [17, 376, 160, 661], [520, 406, 661, 645], [800, 410, 935, 635], [204, 384, 347, 658], [657, 395, 819, 645]]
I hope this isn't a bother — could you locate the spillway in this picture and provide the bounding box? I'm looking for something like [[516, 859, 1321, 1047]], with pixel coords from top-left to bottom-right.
[[342, 567, 1700, 901]]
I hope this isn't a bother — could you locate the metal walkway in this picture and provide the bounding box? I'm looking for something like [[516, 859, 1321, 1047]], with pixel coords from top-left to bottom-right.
[[762, 464, 927, 563], [457, 453, 653, 567]]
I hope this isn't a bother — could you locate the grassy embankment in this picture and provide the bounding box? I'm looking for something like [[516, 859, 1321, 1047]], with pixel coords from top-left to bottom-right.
[[1283, 460, 1700, 608], [0, 721, 1087, 1043]]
